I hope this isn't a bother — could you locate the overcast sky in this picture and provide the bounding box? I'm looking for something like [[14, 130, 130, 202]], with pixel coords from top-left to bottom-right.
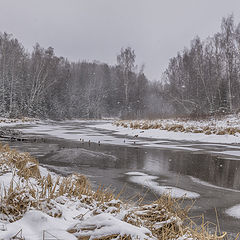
[[0, 0, 240, 80]]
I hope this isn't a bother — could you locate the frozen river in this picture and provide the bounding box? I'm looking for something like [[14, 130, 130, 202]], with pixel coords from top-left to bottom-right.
[[6, 120, 240, 237]]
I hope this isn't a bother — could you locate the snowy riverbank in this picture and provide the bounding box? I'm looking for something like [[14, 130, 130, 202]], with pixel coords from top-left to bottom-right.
[[0, 143, 236, 239], [0, 144, 215, 240], [91, 115, 240, 144], [0, 118, 239, 238]]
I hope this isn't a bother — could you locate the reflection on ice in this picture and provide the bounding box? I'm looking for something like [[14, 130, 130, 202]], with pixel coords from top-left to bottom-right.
[[216, 150, 240, 158], [190, 176, 240, 193]]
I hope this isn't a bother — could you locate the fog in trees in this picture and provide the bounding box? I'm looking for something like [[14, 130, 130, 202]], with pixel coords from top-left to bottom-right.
[[0, 15, 240, 120], [0, 34, 156, 119]]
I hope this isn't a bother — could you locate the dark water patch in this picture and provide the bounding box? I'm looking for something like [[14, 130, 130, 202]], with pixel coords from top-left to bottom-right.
[[5, 121, 240, 237]]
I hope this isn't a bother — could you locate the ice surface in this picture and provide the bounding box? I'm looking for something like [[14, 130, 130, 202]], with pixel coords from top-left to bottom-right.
[[190, 176, 240, 193], [126, 172, 200, 199], [225, 204, 240, 219]]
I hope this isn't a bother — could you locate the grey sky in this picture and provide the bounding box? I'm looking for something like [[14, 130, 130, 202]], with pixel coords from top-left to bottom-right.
[[0, 0, 240, 80]]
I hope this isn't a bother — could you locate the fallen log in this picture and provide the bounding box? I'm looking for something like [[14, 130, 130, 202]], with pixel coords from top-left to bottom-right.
[[0, 135, 38, 142]]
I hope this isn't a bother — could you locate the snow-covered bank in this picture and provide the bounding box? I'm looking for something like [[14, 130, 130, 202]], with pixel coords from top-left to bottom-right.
[[0, 117, 39, 127], [126, 172, 200, 199], [2, 117, 240, 159], [0, 143, 219, 240], [91, 115, 240, 144], [2, 115, 240, 145], [0, 144, 229, 239]]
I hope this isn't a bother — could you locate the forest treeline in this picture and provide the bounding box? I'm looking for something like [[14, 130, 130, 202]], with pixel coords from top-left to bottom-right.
[[0, 34, 169, 119], [164, 14, 240, 117], [0, 15, 239, 120]]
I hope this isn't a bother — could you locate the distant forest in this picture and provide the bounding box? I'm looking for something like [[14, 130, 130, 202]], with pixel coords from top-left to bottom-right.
[[0, 15, 240, 120]]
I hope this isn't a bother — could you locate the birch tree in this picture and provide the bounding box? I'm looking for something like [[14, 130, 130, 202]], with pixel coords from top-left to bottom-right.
[[117, 47, 136, 117]]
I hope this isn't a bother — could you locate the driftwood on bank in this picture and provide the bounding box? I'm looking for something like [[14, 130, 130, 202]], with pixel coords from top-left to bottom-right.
[[0, 128, 39, 143], [0, 135, 33, 142]]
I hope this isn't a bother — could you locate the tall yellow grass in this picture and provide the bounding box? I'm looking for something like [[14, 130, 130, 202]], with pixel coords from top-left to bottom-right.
[[0, 144, 237, 239], [114, 120, 240, 136]]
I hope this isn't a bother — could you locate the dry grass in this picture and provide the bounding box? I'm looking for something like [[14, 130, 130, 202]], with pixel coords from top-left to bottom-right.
[[0, 144, 238, 239], [68, 194, 235, 240], [0, 117, 37, 124], [114, 119, 240, 137], [0, 144, 40, 179], [0, 144, 115, 222]]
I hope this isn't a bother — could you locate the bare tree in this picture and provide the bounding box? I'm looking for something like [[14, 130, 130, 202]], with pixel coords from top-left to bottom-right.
[[117, 47, 136, 117]]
